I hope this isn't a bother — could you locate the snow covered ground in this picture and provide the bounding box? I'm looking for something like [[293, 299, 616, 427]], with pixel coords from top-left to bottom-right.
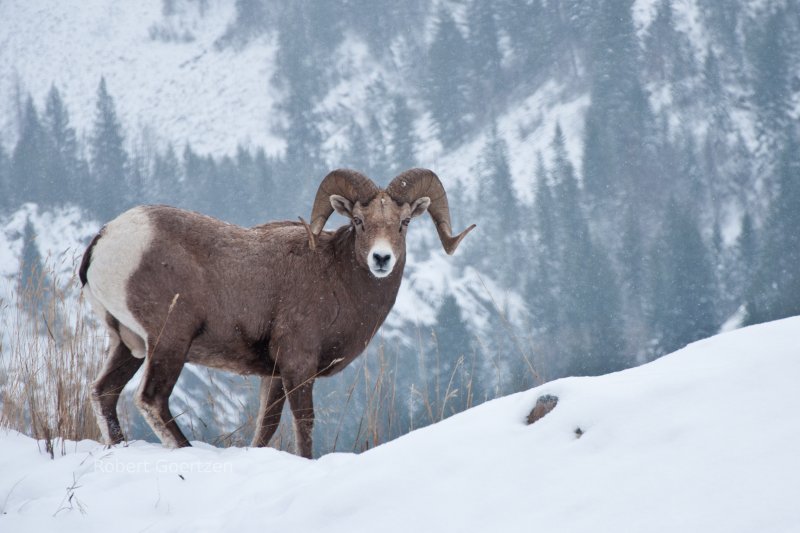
[[2, 316, 798, 532]]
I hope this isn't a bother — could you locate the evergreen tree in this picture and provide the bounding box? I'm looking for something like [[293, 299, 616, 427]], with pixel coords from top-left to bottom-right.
[[526, 154, 560, 371], [749, 7, 793, 151], [251, 147, 275, 219], [550, 125, 627, 375], [11, 97, 50, 206], [702, 47, 722, 100], [430, 294, 475, 415], [212, 155, 238, 220], [183, 143, 212, 214], [273, 5, 326, 204], [466, 0, 503, 114], [499, 0, 553, 77], [0, 142, 11, 210], [43, 84, 80, 205], [565, 236, 627, 376], [648, 199, 717, 356], [699, 0, 741, 53], [19, 216, 44, 294], [343, 119, 371, 174], [234, 145, 258, 219], [475, 124, 519, 283], [619, 202, 649, 358], [90, 77, 128, 219], [644, 0, 678, 81], [531, 153, 556, 256], [425, 8, 471, 147], [732, 212, 757, 309], [151, 143, 181, 205], [216, 0, 269, 48], [620, 204, 645, 303], [583, 0, 658, 213], [387, 95, 416, 174], [367, 115, 390, 178], [746, 131, 800, 324]]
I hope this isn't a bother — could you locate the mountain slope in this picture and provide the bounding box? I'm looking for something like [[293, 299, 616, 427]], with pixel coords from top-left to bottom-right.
[[2, 316, 798, 532], [0, 0, 283, 155]]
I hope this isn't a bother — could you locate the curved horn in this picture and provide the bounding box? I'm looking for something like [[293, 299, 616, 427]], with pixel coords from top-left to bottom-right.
[[307, 169, 379, 236], [386, 168, 475, 255]]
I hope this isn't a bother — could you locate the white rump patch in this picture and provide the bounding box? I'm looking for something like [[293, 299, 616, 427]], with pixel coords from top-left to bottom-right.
[[86, 206, 152, 349]]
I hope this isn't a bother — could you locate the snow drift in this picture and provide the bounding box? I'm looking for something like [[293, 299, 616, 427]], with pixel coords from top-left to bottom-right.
[[1, 316, 798, 532]]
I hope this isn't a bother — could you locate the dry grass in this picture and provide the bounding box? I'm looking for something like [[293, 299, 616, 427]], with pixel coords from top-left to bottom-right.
[[1, 263, 542, 457], [0, 262, 105, 457]]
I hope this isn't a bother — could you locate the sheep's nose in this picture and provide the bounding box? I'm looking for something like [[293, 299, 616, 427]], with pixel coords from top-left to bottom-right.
[[373, 252, 391, 268]]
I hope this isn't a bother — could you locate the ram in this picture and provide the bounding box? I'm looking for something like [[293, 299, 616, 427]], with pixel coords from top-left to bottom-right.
[[80, 168, 474, 457]]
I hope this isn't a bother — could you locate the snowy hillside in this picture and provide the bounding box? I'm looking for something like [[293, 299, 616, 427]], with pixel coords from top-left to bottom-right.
[[3, 0, 800, 466], [2, 317, 798, 532], [0, 0, 283, 155]]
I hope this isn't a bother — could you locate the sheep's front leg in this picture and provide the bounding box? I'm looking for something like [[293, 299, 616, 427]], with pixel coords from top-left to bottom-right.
[[251, 377, 286, 447], [272, 332, 318, 458], [282, 372, 315, 459]]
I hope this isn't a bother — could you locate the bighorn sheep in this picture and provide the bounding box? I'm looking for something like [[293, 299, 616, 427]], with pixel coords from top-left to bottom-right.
[[80, 168, 474, 457]]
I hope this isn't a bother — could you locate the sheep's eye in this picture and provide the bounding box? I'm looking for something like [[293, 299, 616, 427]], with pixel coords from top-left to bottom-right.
[[353, 217, 363, 227]]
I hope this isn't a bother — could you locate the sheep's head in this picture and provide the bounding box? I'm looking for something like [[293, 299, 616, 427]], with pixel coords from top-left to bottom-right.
[[305, 168, 475, 279]]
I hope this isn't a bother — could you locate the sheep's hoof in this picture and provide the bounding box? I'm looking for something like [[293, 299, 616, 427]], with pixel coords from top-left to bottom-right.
[[527, 394, 558, 425]]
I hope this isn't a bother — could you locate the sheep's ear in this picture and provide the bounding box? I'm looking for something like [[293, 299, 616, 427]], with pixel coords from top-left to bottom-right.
[[410, 197, 431, 218], [330, 195, 354, 218]]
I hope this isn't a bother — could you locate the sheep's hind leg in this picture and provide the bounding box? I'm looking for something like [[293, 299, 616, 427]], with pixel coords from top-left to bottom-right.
[[92, 331, 143, 445], [135, 338, 192, 448], [251, 376, 286, 447]]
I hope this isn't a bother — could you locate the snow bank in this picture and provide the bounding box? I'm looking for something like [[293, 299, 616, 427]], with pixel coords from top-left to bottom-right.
[[2, 316, 798, 532]]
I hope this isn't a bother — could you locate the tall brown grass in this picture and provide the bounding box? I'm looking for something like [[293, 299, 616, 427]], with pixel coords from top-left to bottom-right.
[[0, 261, 104, 457]]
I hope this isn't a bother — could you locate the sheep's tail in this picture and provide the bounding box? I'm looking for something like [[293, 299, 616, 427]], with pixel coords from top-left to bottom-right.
[[79, 230, 104, 286]]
